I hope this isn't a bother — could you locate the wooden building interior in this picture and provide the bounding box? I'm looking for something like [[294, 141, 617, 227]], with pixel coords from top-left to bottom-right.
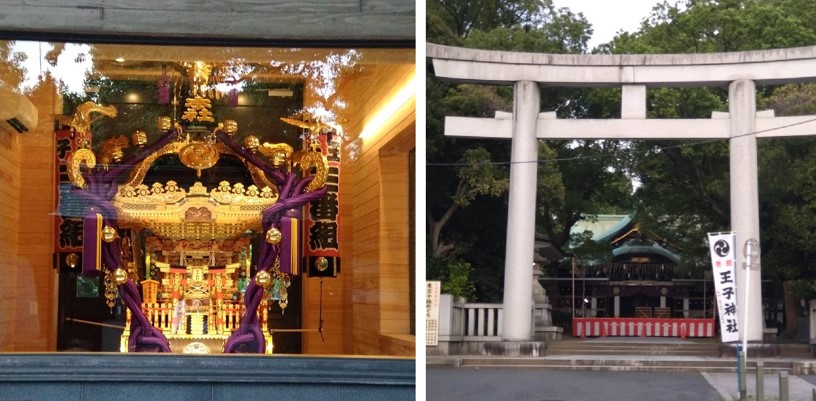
[[0, 41, 415, 356]]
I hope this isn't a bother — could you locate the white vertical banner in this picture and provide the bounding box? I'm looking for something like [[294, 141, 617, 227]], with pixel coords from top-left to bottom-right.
[[426, 281, 441, 346], [708, 232, 740, 343]]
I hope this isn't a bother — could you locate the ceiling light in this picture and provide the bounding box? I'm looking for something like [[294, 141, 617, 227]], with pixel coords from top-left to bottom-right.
[[359, 71, 416, 141], [268, 89, 293, 97]]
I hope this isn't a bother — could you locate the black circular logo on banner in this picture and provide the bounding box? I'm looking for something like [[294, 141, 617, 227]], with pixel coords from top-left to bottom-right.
[[713, 239, 730, 257]]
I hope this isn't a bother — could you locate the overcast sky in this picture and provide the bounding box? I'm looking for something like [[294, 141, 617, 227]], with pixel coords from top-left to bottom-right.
[[554, 0, 667, 49]]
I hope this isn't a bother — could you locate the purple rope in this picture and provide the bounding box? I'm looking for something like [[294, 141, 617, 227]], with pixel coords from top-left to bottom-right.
[[72, 131, 178, 352], [224, 182, 327, 353], [224, 281, 265, 353], [214, 130, 285, 184], [101, 129, 179, 181], [101, 225, 170, 352]]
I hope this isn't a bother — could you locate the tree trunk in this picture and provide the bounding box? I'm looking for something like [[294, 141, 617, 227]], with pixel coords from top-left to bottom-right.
[[782, 280, 801, 338]]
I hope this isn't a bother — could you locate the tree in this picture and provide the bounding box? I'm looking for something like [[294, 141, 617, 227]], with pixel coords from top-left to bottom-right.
[[601, 0, 816, 337], [757, 84, 816, 336], [0, 41, 27, 92], [427, 1, 641, 301]]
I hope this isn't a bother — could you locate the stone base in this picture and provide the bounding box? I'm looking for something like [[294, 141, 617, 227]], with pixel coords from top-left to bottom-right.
[[719, 343, 781, 358], [535, 326, 563, 342], [482, 341, 546, 357]]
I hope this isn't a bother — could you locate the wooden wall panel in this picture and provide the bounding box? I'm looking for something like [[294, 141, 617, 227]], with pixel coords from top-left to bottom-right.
[[13, 81, 59, 351], [0, 130, 20, 352], [299, 61, 414, 356], [335, 63, 415, 356]]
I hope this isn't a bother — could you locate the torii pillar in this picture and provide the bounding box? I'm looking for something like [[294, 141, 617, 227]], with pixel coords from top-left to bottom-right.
[[500, 81, 540, 343], [729, 79, 763, 345], [430, 43, 816, 350]]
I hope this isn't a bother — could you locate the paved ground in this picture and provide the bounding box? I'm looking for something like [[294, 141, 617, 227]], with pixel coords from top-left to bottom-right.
[[426, 368, 724, 401], [704, 372, 816, 400], [427, 368, 816, 401], [801, 375, 816, 387]]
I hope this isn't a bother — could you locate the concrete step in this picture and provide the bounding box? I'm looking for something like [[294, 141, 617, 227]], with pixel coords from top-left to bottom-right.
[[427, 357, 801, 373], [452, 365, 789, 373], [461, 358, 792, 368], [546, 349, 718, 356], [547, 344, 718, 350], [547, 342, 720, 356]]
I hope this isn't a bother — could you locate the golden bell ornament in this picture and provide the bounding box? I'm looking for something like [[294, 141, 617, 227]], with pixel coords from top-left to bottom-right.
[[315, 257, 329, 272], [255, 270, 272, 289], [65, 253, 79, 269], [243, 135, 260, 153], [223, 120, 238, 136], [158, 116, 172, 131], [113, 268, 129, 285], [101, 225, 118, 243], [132, 130, 148, 147], [265, 228, 282, 244]]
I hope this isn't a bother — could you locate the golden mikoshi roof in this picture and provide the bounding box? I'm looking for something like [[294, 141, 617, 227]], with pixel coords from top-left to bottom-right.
[[114, 181, 278, 240]]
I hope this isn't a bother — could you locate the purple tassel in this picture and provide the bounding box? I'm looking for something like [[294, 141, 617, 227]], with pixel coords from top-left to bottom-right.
[[227, 89, 238, 107], [157, 80, 169, 105], [157, 68, 170, 105]]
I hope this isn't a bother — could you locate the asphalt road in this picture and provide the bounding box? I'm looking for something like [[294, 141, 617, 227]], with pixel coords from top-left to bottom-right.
[[426, 368, 723, 401]]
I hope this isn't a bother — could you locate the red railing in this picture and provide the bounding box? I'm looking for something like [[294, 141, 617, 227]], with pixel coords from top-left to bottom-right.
[[572, 317, 716, 338]]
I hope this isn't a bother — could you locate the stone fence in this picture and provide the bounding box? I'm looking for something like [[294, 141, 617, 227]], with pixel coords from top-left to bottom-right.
[[428, 294, 562, 355]]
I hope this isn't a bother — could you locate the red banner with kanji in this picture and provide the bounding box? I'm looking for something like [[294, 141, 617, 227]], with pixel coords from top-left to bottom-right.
[[55, 129, 83, 253], [303, 132, 340, 277]]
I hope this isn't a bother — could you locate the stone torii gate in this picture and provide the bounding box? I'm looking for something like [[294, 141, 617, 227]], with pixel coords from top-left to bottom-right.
[[429, 43, 816, 353]]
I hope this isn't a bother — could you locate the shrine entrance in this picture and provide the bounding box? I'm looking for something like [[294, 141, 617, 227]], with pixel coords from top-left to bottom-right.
[[429, 43, 816, 348]]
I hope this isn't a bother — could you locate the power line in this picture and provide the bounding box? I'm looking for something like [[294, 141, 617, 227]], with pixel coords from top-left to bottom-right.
[[426, 115, 816, 166]]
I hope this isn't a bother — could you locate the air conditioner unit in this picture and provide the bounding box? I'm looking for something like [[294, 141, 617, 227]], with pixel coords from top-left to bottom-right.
[[0, 89, 38, 134]]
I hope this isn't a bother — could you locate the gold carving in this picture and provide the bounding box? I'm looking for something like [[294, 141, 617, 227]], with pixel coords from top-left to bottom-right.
[[104, 270, 118, 311], [132, 130, 148, 147], [179, 142, 220, 176], [158, 116, 172, 131], [298, 151, 328, 192], [243, 136, 260, 152], [183, 342, 211, 354], [218, 145, 276, 191], [99, 135, 130, 167], [223, 120, 238, 136], [280, 116, 331, 134], [210, 182, 279, 205], [259, 142, 293, 169], [67, 148, 97, 189], [118, 181, 186, 203], [59, 102, 117, 145], [122, 142, 275, 192], [183, 96, 215, 123], [185, 207, 213, 222], [123, 142, 186, 189]]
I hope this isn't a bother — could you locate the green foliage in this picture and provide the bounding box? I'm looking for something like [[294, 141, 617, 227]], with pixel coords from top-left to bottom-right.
[[427, 0, 631, 301], [453, 148, 509, 206], [603, 1, 816, 302], [427, 254, 477, 301]]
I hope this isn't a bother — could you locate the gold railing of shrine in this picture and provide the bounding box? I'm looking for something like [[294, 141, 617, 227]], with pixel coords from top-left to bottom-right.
[[121, 299, 270, 353]]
